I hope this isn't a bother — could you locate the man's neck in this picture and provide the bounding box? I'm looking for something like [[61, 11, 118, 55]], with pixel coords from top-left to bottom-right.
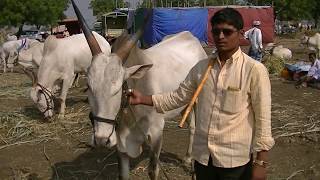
[[218, 48, 239, 62]]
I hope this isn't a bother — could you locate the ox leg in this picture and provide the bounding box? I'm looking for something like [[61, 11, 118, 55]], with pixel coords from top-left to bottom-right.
[[57, 76, 73, 118], [148, 132, 163, 180], [118, 152, 130, 180], [184, 108, 195, 165], [3, 58, 6, 73], [71, 73, 80, 88]]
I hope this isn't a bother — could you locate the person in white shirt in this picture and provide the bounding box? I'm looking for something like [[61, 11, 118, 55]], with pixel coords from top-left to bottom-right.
[[245, 20, 263, 61]]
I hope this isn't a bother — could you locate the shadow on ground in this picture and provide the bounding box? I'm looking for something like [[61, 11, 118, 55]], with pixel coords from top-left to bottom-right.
[[51, 146, 191, 180]]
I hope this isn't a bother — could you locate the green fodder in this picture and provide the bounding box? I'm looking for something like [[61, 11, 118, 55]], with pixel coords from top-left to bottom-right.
[[263, 55, 286, 75]]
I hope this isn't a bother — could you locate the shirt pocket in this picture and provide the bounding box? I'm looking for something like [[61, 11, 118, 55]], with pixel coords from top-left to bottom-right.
[[221, 89, 244, 113]]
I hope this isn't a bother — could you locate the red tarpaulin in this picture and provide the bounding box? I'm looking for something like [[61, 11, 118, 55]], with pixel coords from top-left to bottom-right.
[[207, 6, 274, 46]]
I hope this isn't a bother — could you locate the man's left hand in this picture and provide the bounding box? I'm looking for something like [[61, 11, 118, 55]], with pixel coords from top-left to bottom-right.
[[252, 164, 267, 180]]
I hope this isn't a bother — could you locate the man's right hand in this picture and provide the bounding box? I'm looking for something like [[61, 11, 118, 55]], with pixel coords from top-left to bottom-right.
[[128, 89, 153, 106]]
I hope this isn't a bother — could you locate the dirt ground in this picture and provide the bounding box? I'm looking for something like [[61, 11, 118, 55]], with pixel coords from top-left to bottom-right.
[[0, 36, 319, 180]]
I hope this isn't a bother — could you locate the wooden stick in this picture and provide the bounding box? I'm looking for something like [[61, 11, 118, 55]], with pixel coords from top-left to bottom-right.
[[179, 61, 213, 128]]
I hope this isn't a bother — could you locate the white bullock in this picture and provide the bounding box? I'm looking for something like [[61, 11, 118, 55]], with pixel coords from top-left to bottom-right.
[[89, 32, 207, 180], [29, 32, 111, 119], [0, 38, 38, 72], [72, 2, 208, 179], [300, 33, 320, 57]]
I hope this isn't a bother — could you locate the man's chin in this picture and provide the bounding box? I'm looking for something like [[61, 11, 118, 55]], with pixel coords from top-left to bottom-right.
[[216, 47, 229, 52]]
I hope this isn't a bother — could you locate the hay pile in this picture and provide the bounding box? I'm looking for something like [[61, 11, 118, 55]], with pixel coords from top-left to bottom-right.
[[263, 55, 285, 75], [0, 106, 91, 150]]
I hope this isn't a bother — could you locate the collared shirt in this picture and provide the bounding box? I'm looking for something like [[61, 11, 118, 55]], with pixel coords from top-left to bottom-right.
[[244, 27, 263, 51], [307, 59, 320, 79], [152, 48, 275, 168]]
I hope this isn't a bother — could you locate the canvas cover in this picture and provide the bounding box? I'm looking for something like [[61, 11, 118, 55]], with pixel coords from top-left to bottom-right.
[[208, 6, 274, 46], [136, 8, 208, 46]]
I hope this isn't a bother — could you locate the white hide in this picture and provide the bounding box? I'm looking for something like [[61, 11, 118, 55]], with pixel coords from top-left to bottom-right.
[[301, 33, 320, 57], [0, 38, 38, 72], [30, 32, 111, 119], [265, 43, 292, 60], [88, 31, 208, 179], [18, 41, 44, 68], [6, 34, 17, 41]]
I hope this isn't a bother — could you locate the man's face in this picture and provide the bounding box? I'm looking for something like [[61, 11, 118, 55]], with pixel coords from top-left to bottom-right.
[[212, 23, 242, 53]]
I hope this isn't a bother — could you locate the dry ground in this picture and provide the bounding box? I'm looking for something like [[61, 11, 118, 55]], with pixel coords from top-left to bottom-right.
[[0, 36, 319, 180]]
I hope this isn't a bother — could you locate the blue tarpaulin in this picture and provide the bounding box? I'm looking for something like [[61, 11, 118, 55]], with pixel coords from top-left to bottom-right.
[[141, 8, 208, 46]]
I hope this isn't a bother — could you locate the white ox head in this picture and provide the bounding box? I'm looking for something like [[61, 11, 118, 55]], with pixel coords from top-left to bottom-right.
[[27, 70, 55, 119], [71, 0, 152, 147]]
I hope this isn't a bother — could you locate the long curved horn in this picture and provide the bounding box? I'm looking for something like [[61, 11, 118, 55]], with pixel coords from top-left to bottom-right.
[[114, 10, 152, 61], [70, 0, 102, 56]]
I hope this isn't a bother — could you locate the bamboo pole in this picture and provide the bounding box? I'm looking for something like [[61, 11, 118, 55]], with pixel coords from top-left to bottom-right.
[[178, 61, 213, 128]]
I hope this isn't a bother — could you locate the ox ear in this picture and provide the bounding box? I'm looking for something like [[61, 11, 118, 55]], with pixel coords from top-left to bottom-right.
[[124, 64, 153, 80]]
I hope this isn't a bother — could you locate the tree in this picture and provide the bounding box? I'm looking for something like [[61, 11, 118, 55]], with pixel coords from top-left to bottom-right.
[[90, 0, 126, 18], [0, 0, 69, 35]]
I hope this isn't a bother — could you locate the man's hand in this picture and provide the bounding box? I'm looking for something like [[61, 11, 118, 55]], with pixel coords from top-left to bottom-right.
[[252, 164, 267, 180], [128, 89, 153, 106]]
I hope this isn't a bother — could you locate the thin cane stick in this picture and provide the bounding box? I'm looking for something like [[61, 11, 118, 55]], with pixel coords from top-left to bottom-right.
[[178, 61, 213, 128]]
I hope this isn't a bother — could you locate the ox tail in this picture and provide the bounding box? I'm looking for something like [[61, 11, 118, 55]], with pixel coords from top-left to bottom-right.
[[43, 35, 58, 55]]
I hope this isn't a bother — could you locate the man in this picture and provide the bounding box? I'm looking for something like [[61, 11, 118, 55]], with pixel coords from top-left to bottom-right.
[[296, 52, 320, 89], [129, 8, 274, 180], [245, 20, 263, 61]]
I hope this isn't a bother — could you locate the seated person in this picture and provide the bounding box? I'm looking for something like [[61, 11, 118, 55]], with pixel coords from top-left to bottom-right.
[[296, 52, 320, 88]]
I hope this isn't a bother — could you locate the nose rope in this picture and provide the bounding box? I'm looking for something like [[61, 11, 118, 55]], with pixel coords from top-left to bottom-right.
[[36, 83, 55, 115], [89, 80, 130, 145]]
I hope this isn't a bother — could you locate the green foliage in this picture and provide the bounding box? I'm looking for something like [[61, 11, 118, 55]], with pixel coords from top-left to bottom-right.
[[0, 0, 69, 27], [263, 55, 285, 75], [90, 0, 126, 18]]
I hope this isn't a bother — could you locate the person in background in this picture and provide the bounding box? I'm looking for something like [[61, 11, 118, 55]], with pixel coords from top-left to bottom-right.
[[245, 20, 263, 62], [129, 8, 274, 180], [296, 52, 320, 89]]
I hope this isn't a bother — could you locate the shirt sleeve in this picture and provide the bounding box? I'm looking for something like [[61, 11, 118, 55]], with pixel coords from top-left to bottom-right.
[[250, 63, 275, 152], [152, 64, 199, 113], [257, 29, 263, 49], [244, 29, 249, 39]]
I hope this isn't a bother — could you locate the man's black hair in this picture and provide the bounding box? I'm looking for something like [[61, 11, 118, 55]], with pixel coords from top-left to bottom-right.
[[210, 8, 244, 30]]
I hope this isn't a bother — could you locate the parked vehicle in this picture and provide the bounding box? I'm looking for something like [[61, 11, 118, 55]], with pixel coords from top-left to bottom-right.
[[20, 30, 43, 41], [94, 11, 128, 44]]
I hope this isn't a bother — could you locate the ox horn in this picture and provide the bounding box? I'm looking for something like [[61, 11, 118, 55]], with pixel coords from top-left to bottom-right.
[[113, 10, 152, 62], [70, 0, 102, 56]]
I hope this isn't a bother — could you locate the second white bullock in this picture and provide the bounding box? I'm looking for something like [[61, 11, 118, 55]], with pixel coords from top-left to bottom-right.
[[29, 32, 111, 119]]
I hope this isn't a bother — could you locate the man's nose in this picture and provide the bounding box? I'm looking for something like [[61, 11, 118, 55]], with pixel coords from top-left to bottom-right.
[[218, 32, 225, 39]]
